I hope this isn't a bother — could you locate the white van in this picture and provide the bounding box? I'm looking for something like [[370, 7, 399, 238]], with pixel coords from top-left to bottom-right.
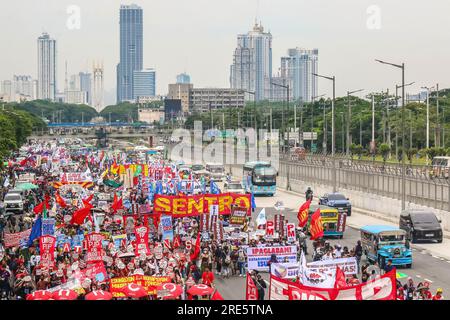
[[431, 156, 450, 178]]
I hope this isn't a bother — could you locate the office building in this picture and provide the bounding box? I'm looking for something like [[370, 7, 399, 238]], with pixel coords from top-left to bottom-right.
[[133, 69, 156, 100], [230, 22, 272, 101], [190, 88, 245, 112], [168, 83, 193, 115], [164, 99, 183, 122], [176, 73, 191, 84], [37, 33, 57, 101], [117, 4, 143, 103], [280, 48, 318, 102], [79, 72, 92, 105], [138, 107, 164, 124]]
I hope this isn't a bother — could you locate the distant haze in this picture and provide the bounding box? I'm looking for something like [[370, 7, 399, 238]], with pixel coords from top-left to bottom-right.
[[1, 0, 449, 104]]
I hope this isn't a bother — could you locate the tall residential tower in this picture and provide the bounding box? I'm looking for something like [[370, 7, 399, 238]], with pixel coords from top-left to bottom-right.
[[280, 48, 319, 102], [37, 33, 57, 101], [230, 22, 272, 101], [116, 4, 143, 103]]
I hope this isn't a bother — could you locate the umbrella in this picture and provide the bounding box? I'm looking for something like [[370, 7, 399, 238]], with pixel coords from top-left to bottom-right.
[[26, 290, 53, 301], [121, 283, 148, 298], [85, 290, 113, 301], [187, 284, 214, 296], [16, 182, 38, 190], [52, 289, 79, 300], [157, 283, 183, 300]]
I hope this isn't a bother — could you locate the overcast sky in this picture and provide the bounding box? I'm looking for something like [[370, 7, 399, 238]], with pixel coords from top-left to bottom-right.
[[1, 0, 449, 104]]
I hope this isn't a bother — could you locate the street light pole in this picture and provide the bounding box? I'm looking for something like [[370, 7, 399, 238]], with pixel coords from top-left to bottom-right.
[[271, 82, 290, 153], [313, 73, 336, 192], [421, 85, 434, 163], [346, 89, 364, 155], [376, 59, 406, 210]]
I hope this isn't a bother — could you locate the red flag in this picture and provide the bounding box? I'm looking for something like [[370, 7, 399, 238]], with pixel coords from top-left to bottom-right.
[[189, 232, 201, 262], [61, 173, 68, 184], [211, 290, 224, 300], [297, 199, 311, 228], [245, 273, 259, 300], [309, 208, 324, 240], [55, 192, 67, 208], [33, 197, 50, 214], [70, 207, 92, 225], [334, 266, 347, 289], [82, 194, 94, 209], [111, 193, 123, 213]]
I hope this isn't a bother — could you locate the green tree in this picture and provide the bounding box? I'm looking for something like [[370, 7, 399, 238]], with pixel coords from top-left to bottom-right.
[[406, 148, 418, 165], [378, 143, 391, 167]]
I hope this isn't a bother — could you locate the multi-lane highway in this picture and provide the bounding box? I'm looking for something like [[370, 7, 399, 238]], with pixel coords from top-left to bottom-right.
[[213, 184, 450, 300]]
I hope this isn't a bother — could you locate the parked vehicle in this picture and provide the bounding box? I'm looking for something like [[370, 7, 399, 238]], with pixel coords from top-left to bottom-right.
[[400, 209, 443, 243], [360, 225, 412, 269], [319, 192, 352, 216], [431, 156, 450, 178], [3, 193, 24, 213], [224, 181, 245, 194], [206, 163, 226, 182]]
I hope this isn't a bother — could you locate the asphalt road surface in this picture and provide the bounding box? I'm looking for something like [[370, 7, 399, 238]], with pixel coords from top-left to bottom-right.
[[214, 187, 450, 300]]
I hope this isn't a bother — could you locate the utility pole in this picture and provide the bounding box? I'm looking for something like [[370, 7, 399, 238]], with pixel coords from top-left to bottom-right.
[[346, 89, 364, 155], [436, 83, 440, 147]]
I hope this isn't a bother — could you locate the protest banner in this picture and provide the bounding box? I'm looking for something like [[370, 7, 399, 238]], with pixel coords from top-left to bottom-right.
[[112, 234, 127, 249], [229, 206, 247, 227], [246, 245, 297, 271], [85, 233, 104, 263], [3, 229, 31, 248], [160, 215, 174, 241], [153, 193, 251, 217], [42, 218, 56, 236], [109, 275, 171, 297], [83, 262, 108, 282], [286, 223, 296, 243], [200, 213, 210, 233], [134, 226, 150, 257], [270, 262, 300, 279], [39, 235, 56, 268], [245, 273, 259, 300], [269, 270, 397, 300], [307, 257, 358, 276], [266, 221, 275, 237]]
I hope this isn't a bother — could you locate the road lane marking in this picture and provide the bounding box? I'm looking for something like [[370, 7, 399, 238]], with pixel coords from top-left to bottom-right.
[[416, 275, 422, 278]]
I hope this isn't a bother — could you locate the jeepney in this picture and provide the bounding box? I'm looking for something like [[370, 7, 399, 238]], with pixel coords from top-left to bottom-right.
[[308, 205, 346, 239], [360, 225, 412, 269]]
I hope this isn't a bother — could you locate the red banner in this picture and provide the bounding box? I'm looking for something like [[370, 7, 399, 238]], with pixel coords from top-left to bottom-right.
[[85, 233, 104, 263], [246, 273, 259, 300], [39, 235, 56, 268], [270, 270, 397, 300], [134, 226, 150, 257], [3, 229, 31, 248], [109, 275, 171, 297], [153, 193, 251, 217]]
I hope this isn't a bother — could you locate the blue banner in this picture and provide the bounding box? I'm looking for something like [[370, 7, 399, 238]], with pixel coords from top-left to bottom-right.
[[41, 218, 55, 236], [160, 215, 174, 241]]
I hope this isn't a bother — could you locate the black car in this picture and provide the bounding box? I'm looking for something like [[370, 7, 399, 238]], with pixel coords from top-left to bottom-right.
[[399, 209, 443, 243], [319, 193, 352, 216]]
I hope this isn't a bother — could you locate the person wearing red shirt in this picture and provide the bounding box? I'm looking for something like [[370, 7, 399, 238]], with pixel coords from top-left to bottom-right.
[[433, 288, 444, 300], [201, 267, 215, 286]]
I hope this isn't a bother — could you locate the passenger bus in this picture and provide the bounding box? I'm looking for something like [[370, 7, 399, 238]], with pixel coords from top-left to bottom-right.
[[243, 161, 277, 196]]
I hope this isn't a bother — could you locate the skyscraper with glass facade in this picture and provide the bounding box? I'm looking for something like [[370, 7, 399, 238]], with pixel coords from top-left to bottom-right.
[[230, 22, 272, 101], [116, 4, 143, 103], [37, 33, 57, 101], [280, 48, 318, 103]]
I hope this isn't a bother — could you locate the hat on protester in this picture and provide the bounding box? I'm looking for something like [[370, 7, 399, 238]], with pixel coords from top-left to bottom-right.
[[437, 288, 443, 293]]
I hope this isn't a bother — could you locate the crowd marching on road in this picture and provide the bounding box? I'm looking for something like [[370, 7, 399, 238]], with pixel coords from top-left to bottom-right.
[[0, 138, 445, 301]]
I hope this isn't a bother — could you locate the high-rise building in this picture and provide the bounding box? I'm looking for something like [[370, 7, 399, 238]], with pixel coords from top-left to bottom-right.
[[79, 72, 92, 105], [168, 83, 193, 115], [133, 69, 156, 100], [116, 4, 143, 103], [280, 48, 318, 102], [176, 73, 191, 84], [0, 80, 13, 102], [37, 33, 57, 101], [93, 63, 105, 112], [13, 75, 35, 100], [230, 22, 272, 101], [190, 88, 245, 113]]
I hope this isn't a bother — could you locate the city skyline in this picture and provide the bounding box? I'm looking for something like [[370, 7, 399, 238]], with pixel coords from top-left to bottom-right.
[[1, 0, 450, 105]]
